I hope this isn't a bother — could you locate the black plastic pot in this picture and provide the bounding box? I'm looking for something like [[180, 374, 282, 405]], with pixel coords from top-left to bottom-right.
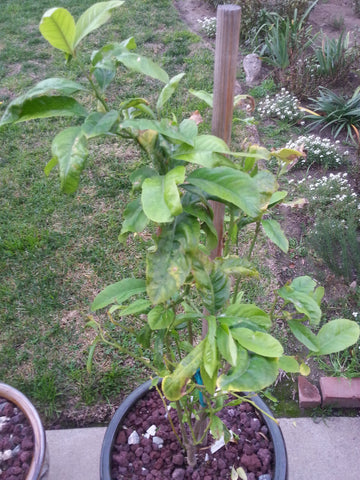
[[100, 379, 287, 480], [0, 382, 48, 480]]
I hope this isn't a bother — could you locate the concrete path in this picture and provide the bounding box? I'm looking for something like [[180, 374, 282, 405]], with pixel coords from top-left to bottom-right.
[[45, 417, 360, 479], [280, 417, 360, 480]]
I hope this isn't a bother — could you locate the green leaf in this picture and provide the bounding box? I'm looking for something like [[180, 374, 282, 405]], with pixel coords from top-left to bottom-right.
[[278, 355, 300, 373], [203, 316, 218, 378], [0, 96, 87, 126], [210, 415, 228, 440], [183, 203, 217, 251], [164, 166, 186, 216], [173, 135, 235, 168], [231, 327, 283, 357], [175, 214, 201, 253], [157, 72, 185, 111], [287, 320, 319, 352], [0, 78, 88, 126], [148, 305, 175, 330], [193, 263, 230, 314], [189, 89, 213, 107], [119, 198, 149, 239], [223, 304, 271, 328], [268, 191, 287, 208], [216, 256, 259, 278], [111, 299, 151, 316], [179, 119, 198, 140], [261, 219, 289, 253], [316, 319, 360, 355], [253, 170, 279, 208], [187, 167, 262, 218], [87, 335, 100, 373], [44, 156, 59, 176], [121, 119, 194, 146], [146, 226, 191, 304], [51, 127, 88, 194], [136, 324, 152, 349], [200, 363, 217, 395], [93, 67, 116, 92], [278, 280, 322, 325], [39, 7, 76, 54], [218, 355, 279, 392], [130, 166, 157, 191], [313, 286, 325, 306], [115, 53, 169, 83], [272, 147, 304, 162], [141, 166, 185, 223], [82, 111, 119, 138], [291, 276, 317, 295], [74, 1, 124, 48], [162, 340, 205, 401], [217, 325, 238, 366], [91, 278, 146, 311]]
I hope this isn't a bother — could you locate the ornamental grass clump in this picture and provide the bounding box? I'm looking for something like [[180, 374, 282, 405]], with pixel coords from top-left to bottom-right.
[[197, 17, 217, 38], [306, 86, 360, 145], [256, 88, 303, 123], [285, 135, 348, 169]]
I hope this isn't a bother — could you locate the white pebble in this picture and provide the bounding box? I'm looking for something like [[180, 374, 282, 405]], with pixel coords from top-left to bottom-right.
[[152, 436, 164, 448], [144, 425, 157, 438], [128, 431, 140, 445]]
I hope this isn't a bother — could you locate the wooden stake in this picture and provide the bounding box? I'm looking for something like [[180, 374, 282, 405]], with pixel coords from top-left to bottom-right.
[[203, 6, 242, 339], [210, 5, 241, 260]]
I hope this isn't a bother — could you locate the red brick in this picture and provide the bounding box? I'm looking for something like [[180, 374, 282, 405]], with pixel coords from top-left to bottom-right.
[[298, 376, 321, 408], [320, 377, 360, 408]]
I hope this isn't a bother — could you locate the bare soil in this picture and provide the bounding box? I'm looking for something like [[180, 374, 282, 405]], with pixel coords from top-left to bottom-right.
[[174, 0, 360, 43]]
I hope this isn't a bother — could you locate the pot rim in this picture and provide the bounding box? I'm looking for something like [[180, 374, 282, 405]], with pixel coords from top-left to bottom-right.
[[100, 379, 287, 480], [0, 382, 46, 480]]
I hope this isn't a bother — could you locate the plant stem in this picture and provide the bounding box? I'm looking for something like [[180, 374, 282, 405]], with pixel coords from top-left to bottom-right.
[[247, 220, 261, 260], [153, 383, 183, 446], [175, 401, 197, 467]]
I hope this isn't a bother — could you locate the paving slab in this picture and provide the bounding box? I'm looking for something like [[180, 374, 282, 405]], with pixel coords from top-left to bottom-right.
[[46, 427, 106, 480], [279, 417, 360, 480], [45, 418, 360, 479]]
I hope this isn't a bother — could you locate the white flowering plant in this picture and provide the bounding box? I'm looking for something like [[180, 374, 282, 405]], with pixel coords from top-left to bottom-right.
[[197, 16, 217, 38], [256, 88, 303, 123], [298, 172, 360, 222], [285, 135, 349, 169], [298, 172, 360, 281]]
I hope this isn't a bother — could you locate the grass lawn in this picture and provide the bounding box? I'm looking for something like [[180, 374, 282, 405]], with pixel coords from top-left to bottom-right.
[[0, 0, 215, 426]]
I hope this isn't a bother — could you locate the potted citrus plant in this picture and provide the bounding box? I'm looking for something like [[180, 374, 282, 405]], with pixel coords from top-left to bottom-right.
[[1, 2, 359, 479]]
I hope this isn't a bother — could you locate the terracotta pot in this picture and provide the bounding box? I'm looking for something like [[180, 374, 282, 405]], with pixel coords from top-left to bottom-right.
[[0, 382, 48, 480], [100, 379, 287, 479]]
